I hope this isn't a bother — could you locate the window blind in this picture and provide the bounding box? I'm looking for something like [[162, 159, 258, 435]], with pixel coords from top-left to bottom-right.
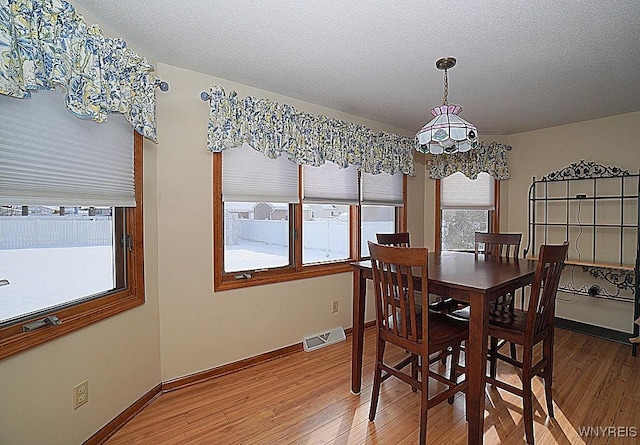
[[223, 143, 299, 203], [0, 89, 135, 207], [441, 172, 495, 209], [303, 162, 359, 204], [361, 172, 404, 206]]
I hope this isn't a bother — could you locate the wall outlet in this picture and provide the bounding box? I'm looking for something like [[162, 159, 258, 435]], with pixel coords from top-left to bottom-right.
[[332, 300, 339, 313], [73, 380, 88, 409]]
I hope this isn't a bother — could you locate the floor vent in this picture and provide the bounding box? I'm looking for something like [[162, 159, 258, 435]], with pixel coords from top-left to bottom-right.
[[303, 327, 346, 352]]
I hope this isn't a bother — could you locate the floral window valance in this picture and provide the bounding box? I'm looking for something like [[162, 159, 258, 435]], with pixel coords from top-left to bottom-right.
[[204, 86, 415, 176], [428, 141, 511, 180], [0, 0, 159, 141]]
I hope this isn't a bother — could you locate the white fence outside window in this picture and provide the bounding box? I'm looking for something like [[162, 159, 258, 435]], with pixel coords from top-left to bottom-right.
[[0, 216, 113, 250]]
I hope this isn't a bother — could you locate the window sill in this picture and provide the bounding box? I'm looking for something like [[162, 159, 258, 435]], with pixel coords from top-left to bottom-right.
[[0, 289, 144, 360], [215, 262, 353, 291]]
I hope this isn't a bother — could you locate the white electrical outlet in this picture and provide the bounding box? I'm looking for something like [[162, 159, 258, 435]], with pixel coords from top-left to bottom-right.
[[332, 300, 339, 313], [73, 380, 88, 409]]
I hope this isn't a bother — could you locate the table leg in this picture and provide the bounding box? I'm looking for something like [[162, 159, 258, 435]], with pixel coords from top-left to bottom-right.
[[351, 268, 366, 394], [466, 292, 489, 445]]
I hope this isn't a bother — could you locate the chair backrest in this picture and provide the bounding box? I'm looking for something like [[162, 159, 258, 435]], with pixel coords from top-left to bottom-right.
[[475, 232, 522, 258], [376, 232, 410, 247], [525, 242, 569, 338], [368, 241, 428, 345]]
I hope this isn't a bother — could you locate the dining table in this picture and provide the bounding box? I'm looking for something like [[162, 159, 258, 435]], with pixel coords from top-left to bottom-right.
[[351, 250, 538, 445]]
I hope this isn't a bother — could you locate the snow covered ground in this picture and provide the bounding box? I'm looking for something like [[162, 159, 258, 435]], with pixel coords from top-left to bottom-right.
[[225, 239, 349, 272], [0, 246, 113, 323]]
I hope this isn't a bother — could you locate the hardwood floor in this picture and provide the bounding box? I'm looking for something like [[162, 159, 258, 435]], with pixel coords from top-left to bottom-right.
[[105, 327, 639, 444]]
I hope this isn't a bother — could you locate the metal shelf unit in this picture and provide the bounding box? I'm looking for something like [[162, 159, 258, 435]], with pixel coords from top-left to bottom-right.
[[524, 160, 639, 356]]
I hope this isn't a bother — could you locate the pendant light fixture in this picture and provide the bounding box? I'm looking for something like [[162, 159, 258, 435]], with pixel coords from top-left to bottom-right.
[[416, 57, 478, 155]]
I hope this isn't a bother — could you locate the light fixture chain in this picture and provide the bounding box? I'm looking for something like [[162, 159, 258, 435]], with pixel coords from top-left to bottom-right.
[[442, 68, 449, 105]]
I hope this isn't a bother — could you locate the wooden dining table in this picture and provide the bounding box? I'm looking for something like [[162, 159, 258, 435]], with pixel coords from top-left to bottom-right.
[[351, 251, 538, 445]]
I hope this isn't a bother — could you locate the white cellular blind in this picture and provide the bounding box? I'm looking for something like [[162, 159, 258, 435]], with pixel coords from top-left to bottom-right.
[[361, 172, 404, 206], [223, 143, 299, 203], [0, 89, 135, 207], [441, 172, 495, 209], [303, 162, 358, 204]]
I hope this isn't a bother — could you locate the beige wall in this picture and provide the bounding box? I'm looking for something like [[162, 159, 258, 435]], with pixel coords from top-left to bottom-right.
[[0, 144, 161, 444], [503, 112, 640, 332], [407, 152, 427, 247], [154, 62, 417, 381]]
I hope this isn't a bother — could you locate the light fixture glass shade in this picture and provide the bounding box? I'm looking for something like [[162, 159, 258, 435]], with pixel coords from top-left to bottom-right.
[[416, 104, 478, 155]]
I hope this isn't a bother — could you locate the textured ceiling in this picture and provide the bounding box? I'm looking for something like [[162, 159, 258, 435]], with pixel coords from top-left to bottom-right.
[[74, 0, 640, 136]]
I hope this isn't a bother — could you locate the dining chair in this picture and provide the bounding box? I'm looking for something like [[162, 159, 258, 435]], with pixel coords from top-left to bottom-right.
[[476, 231, 523, 307], [367, 241, 469, 445], [451, 232, 523, 360], [375, 231, 410, 247], [376, 232, 457, 313], [479, 232, 523, 360], [486, 242, 569, 445], [475, 231, 522, 259], [376, 232, 458, 369]]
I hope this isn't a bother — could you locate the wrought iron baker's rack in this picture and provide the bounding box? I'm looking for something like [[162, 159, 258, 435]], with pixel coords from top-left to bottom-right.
[[524, 160, 639, 356]]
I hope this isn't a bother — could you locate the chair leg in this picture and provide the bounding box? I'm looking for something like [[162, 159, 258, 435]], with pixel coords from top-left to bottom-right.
[[369, 338, 386, 421], [489, 336, 499, 379], [441, 347, 449, 366], [543, 336, 555, 418], [465, 386, 469, 422], [522, 350, 535, 445], [411, 354, 419, 393], [448, 345, 460, 404], [419, 352, 429, 445], [507, 296, 517, 360]]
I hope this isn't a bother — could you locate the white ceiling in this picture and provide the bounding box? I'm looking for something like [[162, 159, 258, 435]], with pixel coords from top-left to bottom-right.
[[74, 0, 640, 136]]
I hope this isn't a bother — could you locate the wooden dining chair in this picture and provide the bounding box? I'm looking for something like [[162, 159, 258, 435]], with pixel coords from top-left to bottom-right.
[[449, 233, 523, 314], [486, 242, 569, 445], [475, 231, 522, 259], [376, 233, 457, 313], [451, 232, 523, 359], [478, 232, 523, 358], [368, 241, 469, 445], [475, 232, 523, 307], [375, 231, 410, 247]]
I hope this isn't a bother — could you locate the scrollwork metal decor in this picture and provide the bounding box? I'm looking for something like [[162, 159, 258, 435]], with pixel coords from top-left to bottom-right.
[[582, 266, 635, 294], [540, 160, 630, 181], [558, 283, 633, 302]]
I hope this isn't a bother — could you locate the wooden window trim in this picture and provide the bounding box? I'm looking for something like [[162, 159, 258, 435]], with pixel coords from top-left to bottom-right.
[[213, 152, 407, 291], [435, 176, 500, 252], [492, 179, 501, 231], [435, 179, 443, 252], [0, 132, 145, 360], [400, 174, 408, 232]]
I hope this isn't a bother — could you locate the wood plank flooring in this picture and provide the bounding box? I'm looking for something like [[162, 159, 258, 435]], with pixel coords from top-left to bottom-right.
[[105, 328, 639, 444]]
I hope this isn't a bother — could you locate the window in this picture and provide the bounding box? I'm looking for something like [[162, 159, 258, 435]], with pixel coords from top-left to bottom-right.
[[213, 150, 406, 290], [0, 90, 145, 360], [436, 172, 499, 251], [360, 172, 405, 257], [302, 163, 358, 265], [222, 144, 298, 273]]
